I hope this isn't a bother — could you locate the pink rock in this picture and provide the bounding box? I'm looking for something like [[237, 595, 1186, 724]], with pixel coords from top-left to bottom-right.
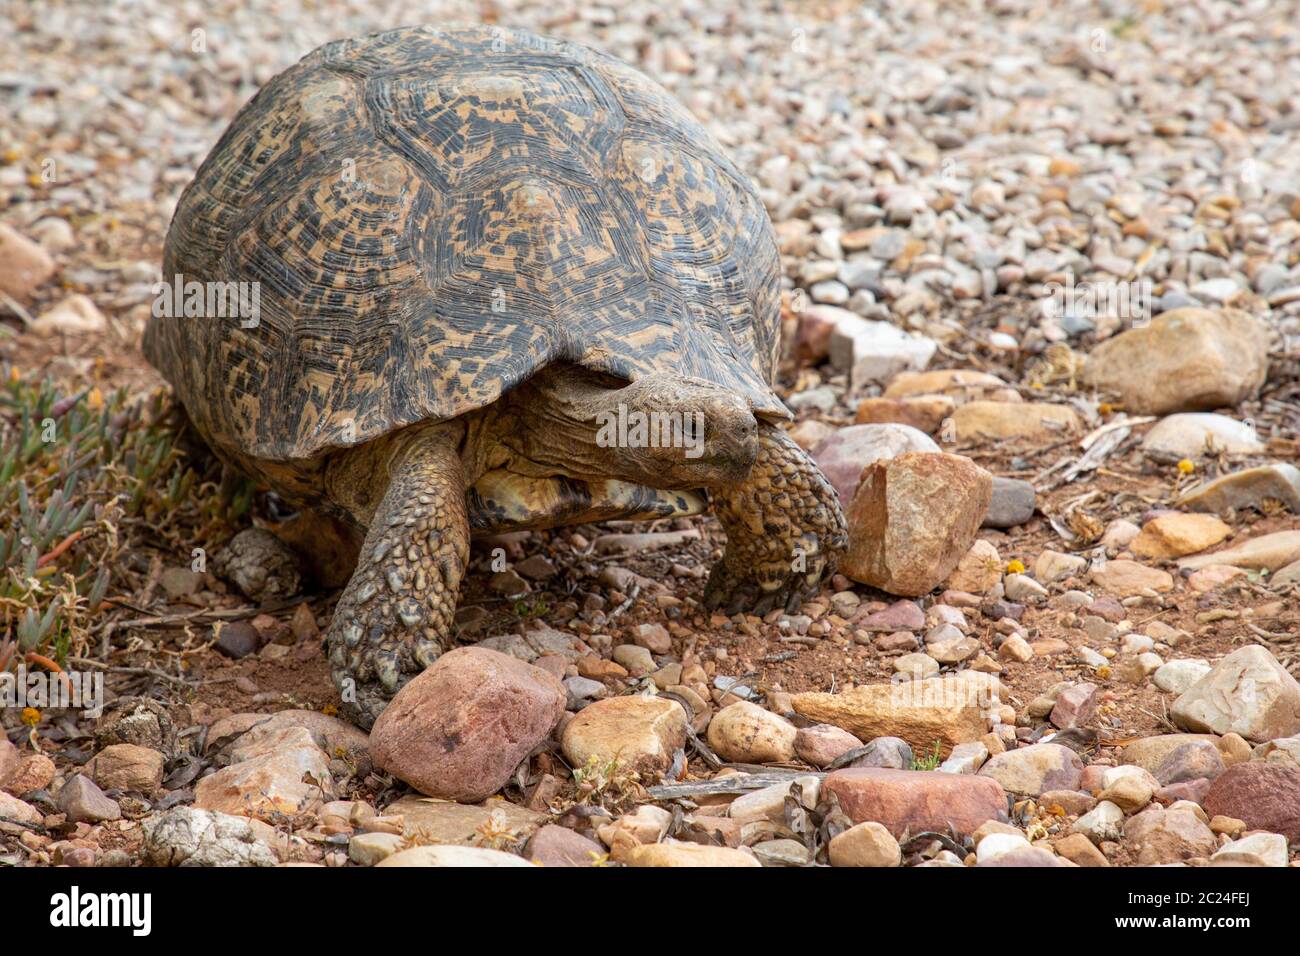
[[811, 424, 939, 507], [1155, 779, 1213, 806], [860, 600, 926, 631], [823, 767, 1008, 838], [794, 724, 864, 768], [524, 824, 604, 867], [370, 646, 566, 803], [1051, 683, 1098, 729]]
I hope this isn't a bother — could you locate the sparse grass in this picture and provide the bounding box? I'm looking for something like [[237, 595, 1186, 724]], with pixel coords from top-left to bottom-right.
[[909, 741, 944, 771], [0, 367, 252, 670]]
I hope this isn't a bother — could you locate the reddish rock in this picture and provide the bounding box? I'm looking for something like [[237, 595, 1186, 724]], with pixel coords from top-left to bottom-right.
[[812, 424, 940, 507], [823, 767, 1008, 838], [1124, 805, 1217, 864], [860, 600, 925, 631], [1, 753, 55, 796], [794, 724, 863, 768], [841, 452, 993, 596], [370, 647, 566, 803], [1050, 683, 1098, 729], [1153, 741, 1224, 785], [523, 824, 604, 867], [1155, 779, 1214, 805], [1202, 763, 1300, 841]]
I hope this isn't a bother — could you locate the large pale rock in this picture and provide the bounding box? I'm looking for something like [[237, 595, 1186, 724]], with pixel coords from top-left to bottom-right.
[[377, 845, 534, 867], [1177, 464, 1300, 514], [823, 767, 1008, 837], [560, 695, 687, 775], [624, 842, 760, 867], [369, 646, 565, 802], [1141, 414, 1266, 461], [0, 223, 56, 300], [706, 701, 797, 764], [207, 709, 369, 759], [1211, 832, 1289, 867], [1170, 646, 1300, 742], [828, 315, 937, 391], [1130, 513, 1232, 559], [951, 401, 1081, 441], [31, 294, 107, 336], [194, 739, 333, 821], [841, 452, 992, 596], [1202, 763, 1300, 840], [1089, 560, 1173, 596], [0, 791, 42, 830], [141, 807, 278, 867], [792, 675, 997, 755], [1123, 805, 1217, 865], [978, 744, 1083, 796], [1083, 307, 1271, 415], [1178, 530, 1300, 573], [811, 424, 939, 507], [1121, 734, 1221, 774], [387, 795, 545, 844]]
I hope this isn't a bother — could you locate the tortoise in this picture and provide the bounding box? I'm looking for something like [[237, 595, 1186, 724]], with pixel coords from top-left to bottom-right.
[[143, 24, 847, 728]]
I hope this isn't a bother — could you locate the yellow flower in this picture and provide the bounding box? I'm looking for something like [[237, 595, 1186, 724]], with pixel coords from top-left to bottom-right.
[[1096, 665, 1111, 680], [321, 703, 338, 717], [1006, 559, 1025, 574], [86, 387, 104, 412], [21, 707, 41, 727], [1177, 459, 1195, 474]]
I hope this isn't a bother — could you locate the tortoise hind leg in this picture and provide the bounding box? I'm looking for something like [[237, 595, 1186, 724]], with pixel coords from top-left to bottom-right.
[[704, 422, 847, 616], [325, 423, 469, 729]]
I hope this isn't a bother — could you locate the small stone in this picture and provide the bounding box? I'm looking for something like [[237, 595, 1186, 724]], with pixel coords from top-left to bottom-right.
[[377, 845, 533, 867], [1179, 530, 1300, 574], [1177, 464, 1300, 514], [1141, 414, 1266, 461], [370, 646, 565, 803], [1153, 660, 1212, 695], [56, 775, 121, 824], [978, 744, 1083, 797], [348, 832, 405, 866], [624, 842, 760, 868], [31, 294, 107, 336], [141, 807, 278, 867], [1210, 832, 1288, 867], [811, 423, 939, 507], [1054, 832, 1109, 866], [945, 539, 1001, 594], [1034, 550, 1088, 584], [951, 401, 1081, 441], [0, 223, 56, 300], [1090, 560, 1174, 597], [828, 821, 901, 867], [1123, 805, 1217, 865], [85, 744, 165, 792], [706, 701, 797, 764], [1073, 801, 1125, 844], [794, 724, 863, 768], [983, 477, 1036, 528], [1131, 513, 1232, 559], [1, 753, 55, 796], [998, 635, 1034, 662], [524, 824, 605, 867], [561, 695, 688, 776], [1051, 683, 1098, 729], [612, 644, 655, 676]]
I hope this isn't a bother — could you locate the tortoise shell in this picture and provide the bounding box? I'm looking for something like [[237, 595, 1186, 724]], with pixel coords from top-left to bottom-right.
[[143, 24, 786, 467]]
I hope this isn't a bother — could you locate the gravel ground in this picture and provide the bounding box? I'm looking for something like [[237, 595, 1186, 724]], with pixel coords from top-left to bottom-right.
[[2, 0, 1299, 870]]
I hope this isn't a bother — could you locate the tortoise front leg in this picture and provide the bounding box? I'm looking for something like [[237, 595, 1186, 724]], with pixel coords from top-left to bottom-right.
[[704, 423, 847, 616], [325, 424, 469, 729]]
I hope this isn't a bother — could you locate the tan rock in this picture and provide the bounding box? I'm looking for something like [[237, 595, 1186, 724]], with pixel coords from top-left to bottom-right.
[[0, 223, 56, 301], [828, 821, 901, 867], [823, 767, 1008, 837], [854, 395, 954, 433], [1053, 832, 1110, 866], [1178, 530, 1300, 573], [884, 369, 1008, 401], [978, 744, 1083, 796], [706, 701, 797, 764], [1, 753, 55, 796], [624, 841, 760, 867], [841, 451, 993, 596], [194, 740, 333, 821], [1089, 560, 1174, 596], [376, 845, 534, 867], [1082, 307, 1271, 415], [951, 401, 1081, 441], [945, 539, 1002, 594], [1130, 513, 1232, 559], [792, 675, 996, 755], [31, 294, 107, 336], [387, 795, 545, 845], [85, 744, 165, 792], [560, 695, 687, 776], [1177, 464, 1300, 514]]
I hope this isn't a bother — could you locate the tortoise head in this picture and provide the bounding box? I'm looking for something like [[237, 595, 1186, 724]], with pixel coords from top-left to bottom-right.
[[594, 374, 759, 488]]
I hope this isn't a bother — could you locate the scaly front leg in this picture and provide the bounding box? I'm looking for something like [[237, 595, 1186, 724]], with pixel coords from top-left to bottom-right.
[[325, 423, 469, 729], [704, 422, 847, 616]]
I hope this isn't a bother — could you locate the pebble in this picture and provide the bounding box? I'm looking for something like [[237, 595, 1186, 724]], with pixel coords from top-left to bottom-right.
[[706, 701, 797, 764], [561, 695, 687, 776]]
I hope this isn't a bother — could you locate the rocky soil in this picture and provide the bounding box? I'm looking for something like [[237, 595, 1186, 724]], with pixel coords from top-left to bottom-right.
[[2, 0, 1299, 868]]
